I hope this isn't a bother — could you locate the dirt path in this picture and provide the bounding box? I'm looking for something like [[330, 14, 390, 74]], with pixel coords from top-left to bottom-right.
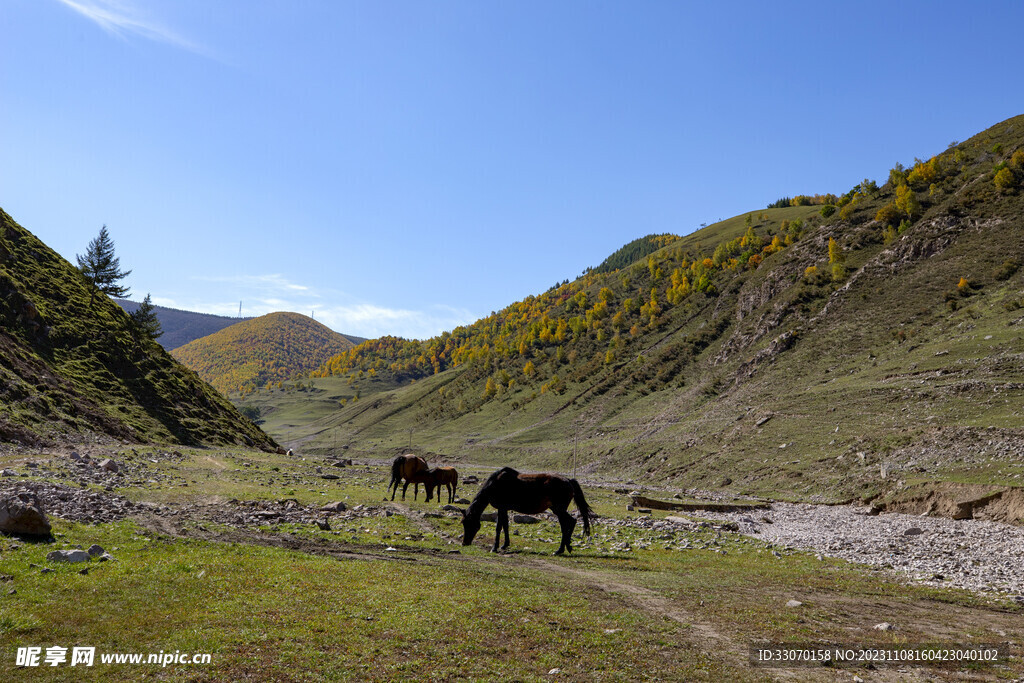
[[203, 455, 228, 471], [528, 556, 739, 659]]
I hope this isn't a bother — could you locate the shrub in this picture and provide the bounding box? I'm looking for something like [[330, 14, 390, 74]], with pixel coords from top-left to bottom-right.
[[994, 167, 1016, 190], [994, 259, 1020, 281], [875, 202, 901, 226], [820, 205, 836, 218]]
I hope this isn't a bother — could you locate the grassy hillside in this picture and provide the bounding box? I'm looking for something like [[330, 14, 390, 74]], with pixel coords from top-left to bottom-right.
[[240, 114, 1024, 504], [0, 209, 277, 450], [171, 312, 358, 396], [115, 300, 366, 352]]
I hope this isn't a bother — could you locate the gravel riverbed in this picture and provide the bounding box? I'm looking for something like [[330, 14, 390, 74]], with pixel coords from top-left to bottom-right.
[[708, 503, 1024, 596]]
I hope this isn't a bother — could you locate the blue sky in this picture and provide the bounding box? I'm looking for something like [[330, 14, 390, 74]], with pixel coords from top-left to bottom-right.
[[3, 1, 1023, 339]]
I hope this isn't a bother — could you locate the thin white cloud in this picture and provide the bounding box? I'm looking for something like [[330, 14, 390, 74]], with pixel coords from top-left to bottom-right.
[[160, 275, 478, 339], [55, 0, 205, 54], [192, 274, 313, 294]]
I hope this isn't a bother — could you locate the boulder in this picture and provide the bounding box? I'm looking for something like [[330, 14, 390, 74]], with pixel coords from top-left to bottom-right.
[[87, 544, 105, 557], [513, 514, 541, 524], [47, 549, 89, 563], [321, 474, 340, 480], [98, 459, 119, 473], [321, 501, 347, 512], [0, 493, 52, 537]]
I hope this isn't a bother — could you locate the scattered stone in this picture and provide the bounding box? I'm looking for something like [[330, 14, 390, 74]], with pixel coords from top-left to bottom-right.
[[40, 567, 54, 574], [87, 544, 105, 557], [0, 491, 52, 537], [603, 629, 621, 635], [98, 553, 115, 562], [98, 459, 119, 473], [47, 549, 90, 563], [316, 519, 331, 531], [547, 668, 560, 676], [321, 501, 347, 512], [462, 476, 479, 485], [873, 622, 895, 631], [903, 527, 924, 536], [454, 498, 470, 505], [423, 512, 442, 519], [321, 474, 340, 480], [513, 514, 541, 524], [786, 600, 803, 608], [1, 469, 17, 477], [78, 567, 89, 575]]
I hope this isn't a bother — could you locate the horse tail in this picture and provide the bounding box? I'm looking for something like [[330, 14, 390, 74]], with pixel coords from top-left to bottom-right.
[[570, 479, 593, 536]]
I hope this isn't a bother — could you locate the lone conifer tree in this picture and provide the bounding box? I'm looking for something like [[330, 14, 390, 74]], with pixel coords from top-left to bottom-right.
[[77, 225, 131, 303], [130, 293, 163, 339]]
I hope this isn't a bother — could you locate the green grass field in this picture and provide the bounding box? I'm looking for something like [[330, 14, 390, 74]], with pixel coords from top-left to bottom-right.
[[2, 447, 1021, 681]]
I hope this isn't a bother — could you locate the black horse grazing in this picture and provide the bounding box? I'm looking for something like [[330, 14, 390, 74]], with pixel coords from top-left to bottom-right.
[[462, 467, 593, 554], [388, 454, 431, 501]]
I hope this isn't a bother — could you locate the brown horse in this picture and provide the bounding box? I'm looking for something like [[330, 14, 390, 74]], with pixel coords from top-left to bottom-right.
[[388, 454, 431, 501], [426, 467, 458, 504], [461, 467, 593, 554]]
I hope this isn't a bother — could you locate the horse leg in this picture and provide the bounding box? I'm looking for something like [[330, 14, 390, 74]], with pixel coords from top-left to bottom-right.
[[402, 481, 410, 501], [555, 510, 577, 555], [390, 478, 397, 501], [445, 483, 453, 504], [493, 509, 507, 552]]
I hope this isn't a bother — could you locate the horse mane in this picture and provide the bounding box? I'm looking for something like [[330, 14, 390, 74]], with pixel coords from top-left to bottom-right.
[[467, 467, 516, 518]]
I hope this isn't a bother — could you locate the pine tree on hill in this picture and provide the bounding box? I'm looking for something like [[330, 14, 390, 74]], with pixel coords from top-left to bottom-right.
[[130, 293, 163, 339], [77, 225, 131, 304]]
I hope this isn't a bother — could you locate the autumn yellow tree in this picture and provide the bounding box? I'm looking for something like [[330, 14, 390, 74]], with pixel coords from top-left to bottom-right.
[[828, 237, 847, 281], [894, 184, 921, 220], [994, 167, 1016, 190]]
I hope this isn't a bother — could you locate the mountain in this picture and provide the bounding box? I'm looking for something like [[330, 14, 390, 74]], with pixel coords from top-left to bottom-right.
[[0, 209, 277, 450], [171, 312, 359, 396], [246, 114, 1024, 504], [114, 299, 252, 350]]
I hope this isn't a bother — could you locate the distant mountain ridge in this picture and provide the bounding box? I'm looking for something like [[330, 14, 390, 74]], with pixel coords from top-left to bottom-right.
[[171, 312, 359, 395], [0, 208, 277, 450], [115, 299, 251, 350]]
